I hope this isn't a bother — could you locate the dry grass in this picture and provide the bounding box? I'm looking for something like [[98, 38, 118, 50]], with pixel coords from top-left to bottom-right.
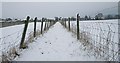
[[2, 47, 19, 62]]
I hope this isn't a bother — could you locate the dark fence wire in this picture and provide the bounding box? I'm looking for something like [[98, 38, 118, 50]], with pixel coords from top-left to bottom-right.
[[1, 19, 56, 62], [1, 28, 23, 54], [62, 20, 119, 61]]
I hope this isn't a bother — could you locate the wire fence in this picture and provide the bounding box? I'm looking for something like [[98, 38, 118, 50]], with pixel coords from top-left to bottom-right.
[[0, 28, 23, 61], [0, 24, 38, 61], [0, 18, 56, 62], [61, 19, 119, 61]]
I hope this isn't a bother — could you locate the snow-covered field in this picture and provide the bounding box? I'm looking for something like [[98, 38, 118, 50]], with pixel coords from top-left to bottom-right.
[[0, 22, 45, 61], [0, 19, 119, 61], [66, 19, 119, 61], [14, 22, 102, 61]]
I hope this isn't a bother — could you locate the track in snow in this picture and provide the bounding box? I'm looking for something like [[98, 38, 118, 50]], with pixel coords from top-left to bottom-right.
[[14, 22, 101, 61]]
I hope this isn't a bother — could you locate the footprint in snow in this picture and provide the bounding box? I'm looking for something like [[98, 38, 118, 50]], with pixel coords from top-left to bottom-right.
[[72, 42, 74, 43], [41, 52, 44, 54]]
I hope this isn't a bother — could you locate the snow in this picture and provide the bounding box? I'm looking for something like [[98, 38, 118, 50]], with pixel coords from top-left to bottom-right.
[[14, 22, 102, 61], [0, 22, 45, 61], [0, 19, 119, 61], [66, 19, 119, 61]]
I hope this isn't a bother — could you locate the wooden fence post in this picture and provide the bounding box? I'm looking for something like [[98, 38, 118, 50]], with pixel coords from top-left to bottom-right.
[[34, 17, 37, 37], [41, 18, 44, 34], [68, 17, 70, 31], [20, 16, 30, 49], [44, 21, 47, 31], [62, 21, 64, 25], [46, 20, 49, 30], [65, 20, 66, 28], [77, 13, 80, 40]]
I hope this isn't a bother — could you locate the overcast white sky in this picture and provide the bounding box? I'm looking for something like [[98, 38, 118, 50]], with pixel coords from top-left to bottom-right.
[[0, 2, 1, 18], [0, 0, 119, 19], [1, 0, 120, 2]]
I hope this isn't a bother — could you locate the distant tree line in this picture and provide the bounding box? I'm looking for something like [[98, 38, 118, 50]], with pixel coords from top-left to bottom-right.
[[82, 13, 120, 20], [54, 16, 76, 21], [1, 13, 120, 22], [55, 13, 120, 22], [1, 18, 22, 22]]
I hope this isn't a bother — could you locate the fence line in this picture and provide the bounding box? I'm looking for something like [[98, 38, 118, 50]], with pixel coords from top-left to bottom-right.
[[61, 16, 119, 61], [1, 16, 56, 62]]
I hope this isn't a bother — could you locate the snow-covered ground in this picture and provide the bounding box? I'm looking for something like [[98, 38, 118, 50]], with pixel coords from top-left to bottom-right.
[[66, 19, 119, 61], [14, 22, 102, 61], [0, 19, 119, 61], [0, 22, 45, 61]]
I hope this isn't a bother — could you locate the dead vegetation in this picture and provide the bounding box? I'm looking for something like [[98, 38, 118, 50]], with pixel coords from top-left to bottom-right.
[[1, 24, 54, 62], [1, 29, 42, 62], [62, 21, 118, 61]]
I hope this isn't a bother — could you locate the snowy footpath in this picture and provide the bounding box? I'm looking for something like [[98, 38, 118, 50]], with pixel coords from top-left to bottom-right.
[[14, 22, 101, 61]]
